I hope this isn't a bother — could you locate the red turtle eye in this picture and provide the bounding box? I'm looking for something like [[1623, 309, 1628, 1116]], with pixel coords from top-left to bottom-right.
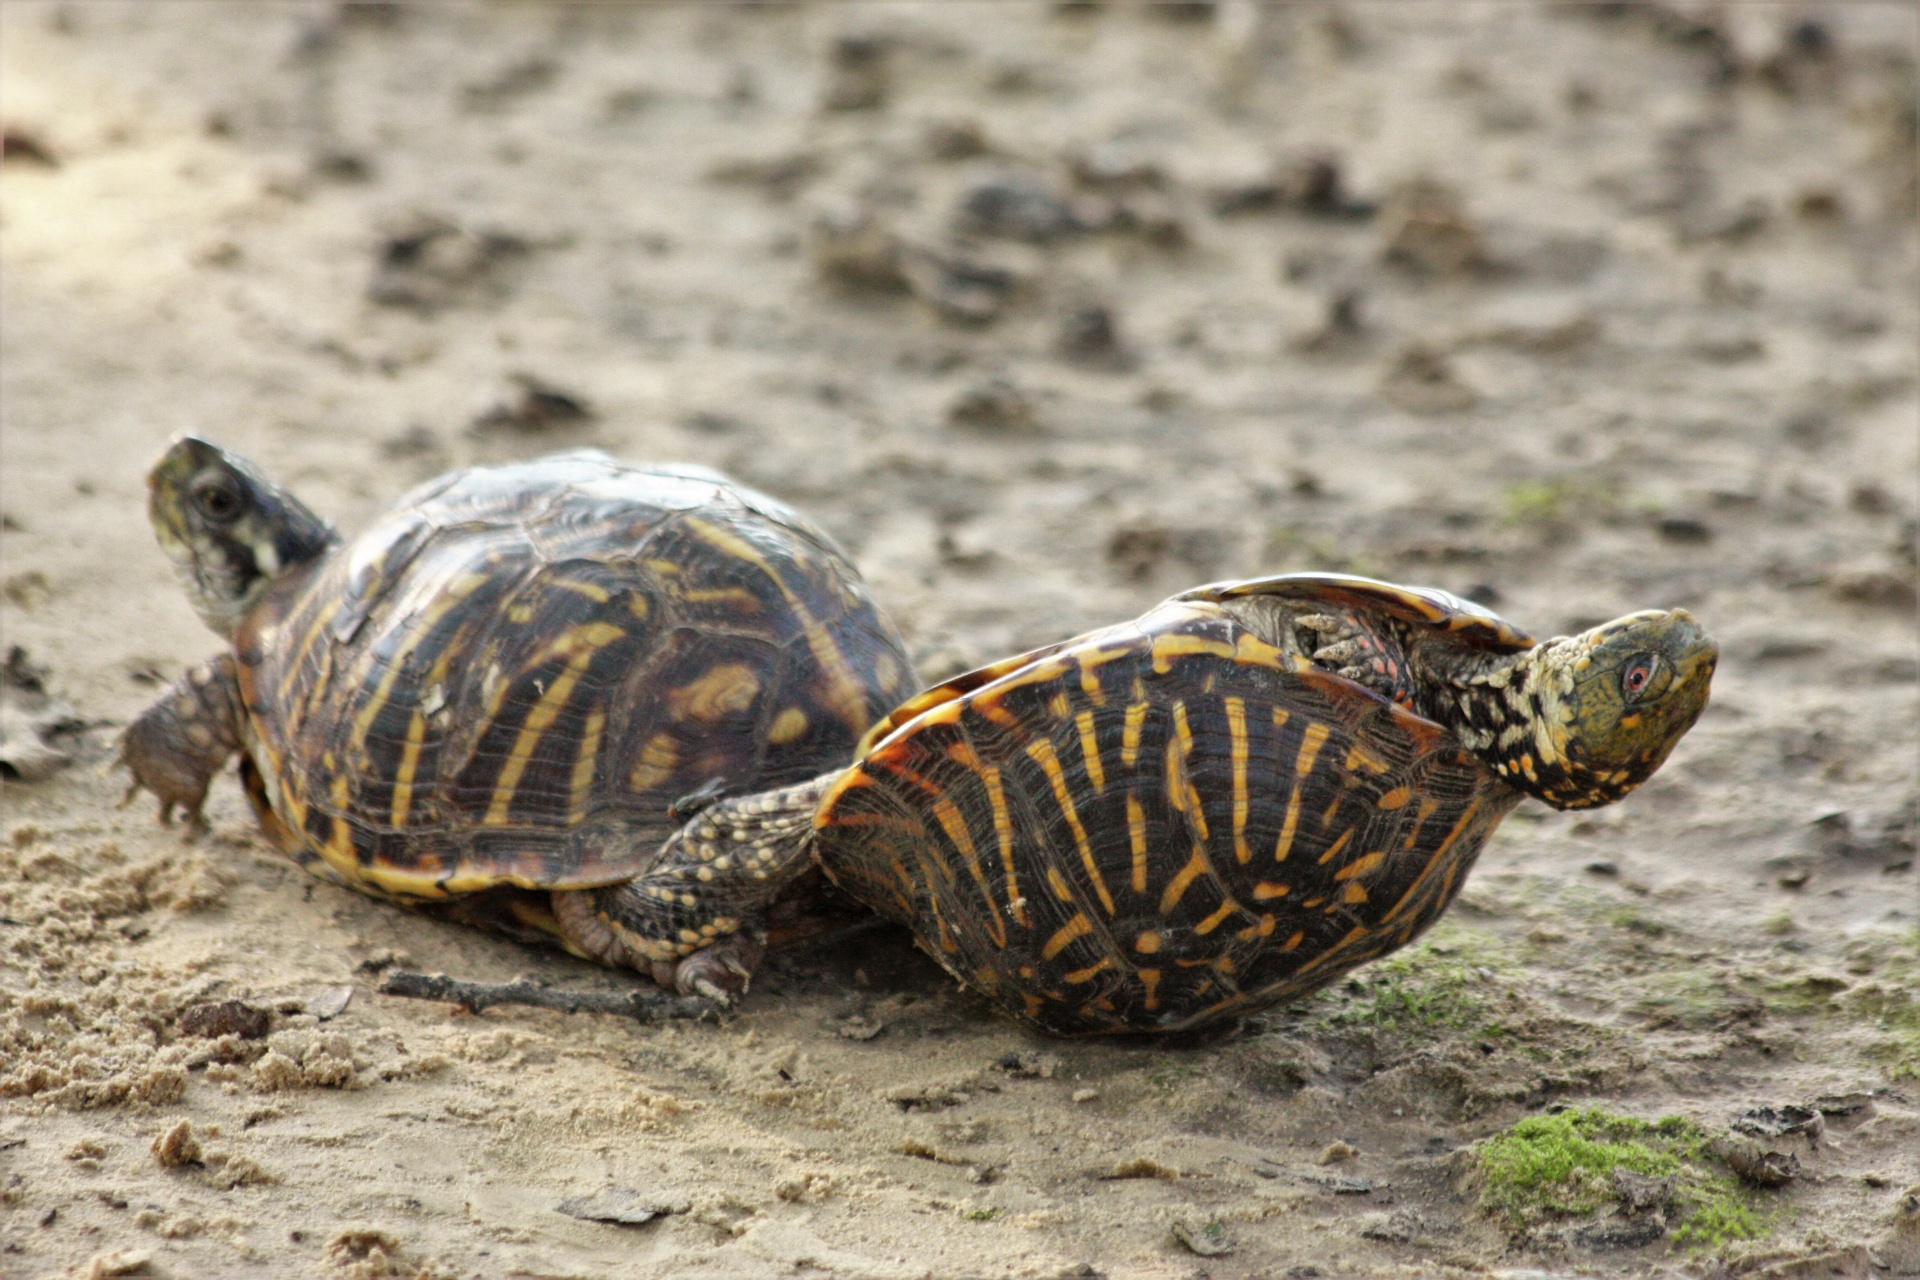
[[1622, 655, 1656, 696]]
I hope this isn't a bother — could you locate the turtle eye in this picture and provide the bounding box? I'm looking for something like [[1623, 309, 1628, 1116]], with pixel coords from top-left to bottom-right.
[[191, 474, 245, 524], [1620, 653, 1660, 699]]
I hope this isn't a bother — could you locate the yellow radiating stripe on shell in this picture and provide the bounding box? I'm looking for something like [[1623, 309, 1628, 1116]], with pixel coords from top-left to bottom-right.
[[1121, 701, 1149, 768], [1274, 787, 1303, 862], [1167, 703, 1208, 841], [1063, 957, 1115, 985], [1150, 632, 1236, 674], [1334, 850, 1386, 881], [1139, 969, 1161, 1009], [550, 578, 612, 603], [1193, 899, 1237, 936], [1295, 721, 1330, 779], [1126, 793, 1149, 893], [1041, 913, 1092, 960], [1376, 786, 1412, 810], [677, 586, 759, 609], [1376, 794, 1486, 929], [1226, 696, 1250, 863], [1344, 743, 1390, 774], [1026, 738, 1115, 915], [1159, 848, 1208, 914], [484, 623, 625, 825], [1315, 828, 1356, 866], [629, 732, 679, 792], [682, 516, 867, 734], [347, 592, 463, 756], [569, 708, 606, 826], [932, 796, 1008, 949], [388, 711, 428, 828], [1253, 881, 1289, 900], [983, 763, 1025, 928], [1074, 709, 1105, 795]]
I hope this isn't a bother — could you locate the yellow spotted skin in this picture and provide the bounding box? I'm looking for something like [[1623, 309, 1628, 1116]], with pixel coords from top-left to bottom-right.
[[814, 599, 1520, 1037], [230, 452, 912, 905]]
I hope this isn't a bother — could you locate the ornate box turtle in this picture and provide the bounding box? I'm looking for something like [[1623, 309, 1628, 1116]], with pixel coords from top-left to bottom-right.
[[121, 437, 914, 1000], [606, 572, 1716, 1035]]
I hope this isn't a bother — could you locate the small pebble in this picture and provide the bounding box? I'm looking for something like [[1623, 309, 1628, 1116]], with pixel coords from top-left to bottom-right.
[[1071, 1087, 1099, 1103]]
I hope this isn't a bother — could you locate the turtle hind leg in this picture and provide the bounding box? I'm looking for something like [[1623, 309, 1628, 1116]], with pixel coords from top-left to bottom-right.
[[550, 771, 842, 1003], [117, 653, 246, 838]]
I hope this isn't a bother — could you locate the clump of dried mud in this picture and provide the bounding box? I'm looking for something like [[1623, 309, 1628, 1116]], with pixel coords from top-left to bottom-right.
[[1, 3, 1915, 1277]]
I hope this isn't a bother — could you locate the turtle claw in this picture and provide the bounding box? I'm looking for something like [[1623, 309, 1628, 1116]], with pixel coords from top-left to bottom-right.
[[669, 932, 765, 1006]]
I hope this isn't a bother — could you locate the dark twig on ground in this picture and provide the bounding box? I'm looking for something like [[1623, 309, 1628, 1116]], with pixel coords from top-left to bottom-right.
[[378, 971, 719, 1023]]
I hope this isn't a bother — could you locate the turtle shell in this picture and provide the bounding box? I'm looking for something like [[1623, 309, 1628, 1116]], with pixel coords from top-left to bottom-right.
[[813, 590, 1521, 1036], [233, 451, 913, 900], [1176, 572, 1536, 652]]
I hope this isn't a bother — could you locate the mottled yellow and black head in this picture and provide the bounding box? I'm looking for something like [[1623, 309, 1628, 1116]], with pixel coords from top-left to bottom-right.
[[1470, 609, 1717, 810], [147, 436, 336, 638]]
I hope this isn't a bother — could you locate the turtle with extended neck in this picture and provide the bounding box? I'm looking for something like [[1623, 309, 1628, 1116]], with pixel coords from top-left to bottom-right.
[[625, 573, 1716, 1035], [120, 436, 915, 1002]]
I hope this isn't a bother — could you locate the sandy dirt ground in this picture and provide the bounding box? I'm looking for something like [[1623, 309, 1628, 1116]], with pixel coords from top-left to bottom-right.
[[2, 4, 1917, 1278]]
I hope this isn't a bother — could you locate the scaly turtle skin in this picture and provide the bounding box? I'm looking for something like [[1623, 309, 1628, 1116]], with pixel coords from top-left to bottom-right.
[[668, 572, 1714, 1035], [120, 437, 913, 1000]]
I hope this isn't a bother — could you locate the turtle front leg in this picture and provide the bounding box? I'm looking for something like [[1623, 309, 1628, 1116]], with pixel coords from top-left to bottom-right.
[[550, 773, 841, 1004], [1296, 611, 1418, 710], [117, 653, 246, 838]]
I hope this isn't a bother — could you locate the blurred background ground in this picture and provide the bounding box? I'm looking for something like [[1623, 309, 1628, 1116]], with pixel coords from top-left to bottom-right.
[[1, 3, 1915, 1278]]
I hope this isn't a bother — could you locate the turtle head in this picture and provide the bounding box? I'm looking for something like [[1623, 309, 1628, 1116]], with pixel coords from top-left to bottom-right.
[[147, 436, 336, 638], [1494, 609, 1717, 810]]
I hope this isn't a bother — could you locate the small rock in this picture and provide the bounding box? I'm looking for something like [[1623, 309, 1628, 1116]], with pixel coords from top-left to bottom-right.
[[1829, 570, 1917, 611], [1812, 1092, 1872, 1117], [835, 1014, 884, 1041], [1654, 515, 1713, 544], [955, 169, 1081, 242], [1572, 1217, 1666, 1248], [947, 378, 1038, 434], [2, 128, 59, 167], [1720, 1140, 1801, 1188], [1056, 304, 1130, 368], [925, 119, 988, 161], [1610, 1167, 1676, 1216], [1304, 1173, 1373, 1194], [84, 1250, 152, 1279], [811, 208, 910, 294], [1733, 1105, 1823, 1141], [178, 1000, 271, 1041], [367, 212, 530, 312], [996, 1051, 1059, 1079], [1070, 1087, 1099, 1103], [556, 1187, 689, 1226], [306, 986, 354, 1020], [821, 35, 888, 112], [1171, 1219, 1234, 1257], [151, 1121, 202, 1169], [1381, 178, 1483, 275], [469, 374, 592, 436], [1380, 346, 1478, 415], [1316, 1140, 1358, 1165], [1358, 1208, 1431, 1244]]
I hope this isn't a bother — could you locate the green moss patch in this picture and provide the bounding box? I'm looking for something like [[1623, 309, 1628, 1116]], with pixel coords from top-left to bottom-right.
[[1472, 1108, 1770, 1250]]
